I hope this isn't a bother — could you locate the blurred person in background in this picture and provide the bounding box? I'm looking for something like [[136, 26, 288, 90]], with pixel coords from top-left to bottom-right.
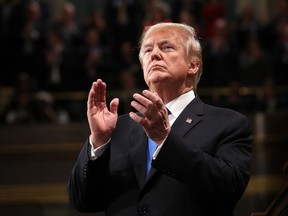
[[39, 28, 81, 92], [143, 0, 171, 28], [171, 0, 203, 26], [202, 0, 227, 39], [51, 2, 82, 51], [237, 38, 273, 87], [177, 9, 202, 38], [83, 9, 111, 49], [106, 0, 143, 52], [19, 0, 47, 79], [2, 72, 36, 124], [1, 71, 70, 125], [234, 4, 271, 52], [202, 18, 238, 87], [113, 40, 143, 89], [255, 79, 288, 113], [78, 27, 109, 91], [0, 0, 30, 85], [33, 91, 70, 124], [116, 68, 139, 115], [218, 81, 257, 114], [273, 22, 288, 85]]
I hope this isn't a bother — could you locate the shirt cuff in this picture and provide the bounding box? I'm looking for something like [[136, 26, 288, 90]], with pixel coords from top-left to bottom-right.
[[89, 135, 110, 160]]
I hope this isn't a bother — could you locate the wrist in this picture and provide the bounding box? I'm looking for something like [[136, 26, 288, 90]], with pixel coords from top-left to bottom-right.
[[90, 133, 111, 148]]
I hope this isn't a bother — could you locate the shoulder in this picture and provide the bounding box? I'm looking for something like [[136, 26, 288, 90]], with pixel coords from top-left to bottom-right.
[[194, 96, 252, 129], [204, 103, 252, 133], [193, 95, 248, 120], [205, 103, 247, 119]]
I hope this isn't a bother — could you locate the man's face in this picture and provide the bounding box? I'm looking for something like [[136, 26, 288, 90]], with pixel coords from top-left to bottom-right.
[[140, 28, 191, 90]]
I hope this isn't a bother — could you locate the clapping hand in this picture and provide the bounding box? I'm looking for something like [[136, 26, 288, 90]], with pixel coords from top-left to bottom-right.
[[87, 79, 119, 148], [129, 90, 171, 145]]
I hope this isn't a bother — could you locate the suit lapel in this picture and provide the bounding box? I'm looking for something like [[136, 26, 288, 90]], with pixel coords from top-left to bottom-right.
[[128, 123, 162, 188], [129, 124, 147, 188], [172, 96, 204, 135]]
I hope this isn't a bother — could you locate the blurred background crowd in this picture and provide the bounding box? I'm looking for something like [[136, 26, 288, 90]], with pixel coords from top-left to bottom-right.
[[0, 0, 288, 124]]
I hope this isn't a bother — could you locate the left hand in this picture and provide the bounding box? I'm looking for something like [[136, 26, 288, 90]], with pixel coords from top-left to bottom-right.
[[129, 90, 171, 144]]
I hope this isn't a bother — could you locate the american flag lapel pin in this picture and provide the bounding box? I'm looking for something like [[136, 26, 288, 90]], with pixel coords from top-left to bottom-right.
[[185, 118, 192, 124]]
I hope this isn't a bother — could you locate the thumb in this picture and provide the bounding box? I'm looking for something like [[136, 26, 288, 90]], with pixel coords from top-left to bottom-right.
[[110, 98, 119, 114]]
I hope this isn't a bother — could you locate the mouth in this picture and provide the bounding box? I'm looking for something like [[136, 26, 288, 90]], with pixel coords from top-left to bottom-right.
[[149, 64, 165, 72]]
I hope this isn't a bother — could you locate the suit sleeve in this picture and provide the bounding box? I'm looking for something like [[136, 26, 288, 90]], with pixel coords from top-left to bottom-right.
[[153, 113, 253, 205], [67, 139, 110, 212]]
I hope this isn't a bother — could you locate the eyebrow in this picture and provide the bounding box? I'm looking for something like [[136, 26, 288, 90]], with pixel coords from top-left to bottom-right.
[[142, 38, 177, 49]]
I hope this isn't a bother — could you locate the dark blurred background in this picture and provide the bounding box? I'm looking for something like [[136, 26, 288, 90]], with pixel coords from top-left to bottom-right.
[[0, 0, 287, 215]]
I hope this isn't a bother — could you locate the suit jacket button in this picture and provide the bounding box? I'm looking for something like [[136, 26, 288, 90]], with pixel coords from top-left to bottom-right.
[[138, 205, 149, 215]]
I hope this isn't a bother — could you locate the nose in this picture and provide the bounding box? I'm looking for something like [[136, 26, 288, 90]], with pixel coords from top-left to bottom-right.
[[151, 47, 161, 60]]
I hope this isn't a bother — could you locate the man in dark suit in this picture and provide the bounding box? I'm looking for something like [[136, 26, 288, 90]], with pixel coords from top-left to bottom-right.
[[68, 22, 253, 216]]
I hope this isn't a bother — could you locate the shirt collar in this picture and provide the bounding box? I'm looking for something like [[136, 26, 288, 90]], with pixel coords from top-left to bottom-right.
[[165, 90, 195, 119]]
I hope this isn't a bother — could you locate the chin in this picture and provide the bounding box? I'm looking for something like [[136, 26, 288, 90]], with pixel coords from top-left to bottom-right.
[[149, 74, 169, 84]]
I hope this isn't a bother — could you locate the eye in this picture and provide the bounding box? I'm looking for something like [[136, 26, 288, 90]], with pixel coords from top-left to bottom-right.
[[162, 44, 174, 51], [143, 47, 152, 55]]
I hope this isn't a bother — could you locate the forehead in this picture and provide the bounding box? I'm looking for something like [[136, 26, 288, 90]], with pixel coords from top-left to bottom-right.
[[142, 27, 184, 46]]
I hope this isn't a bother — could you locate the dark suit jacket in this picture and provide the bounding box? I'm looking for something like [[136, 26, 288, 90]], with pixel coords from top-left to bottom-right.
[[68, 96, 253, 216]]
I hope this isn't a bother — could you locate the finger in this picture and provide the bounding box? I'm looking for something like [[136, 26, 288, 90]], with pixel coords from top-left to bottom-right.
[[87, 83, 96, 109], [143, 91, 169, 117], [133, 91, 167, 119], [129, 111, 146, 126], [132, 92, 153, 108], [95, 79, 106, 105], [110, 98, 119, 114], [131, 100, 147, 116], [143, 90, 165, 109]]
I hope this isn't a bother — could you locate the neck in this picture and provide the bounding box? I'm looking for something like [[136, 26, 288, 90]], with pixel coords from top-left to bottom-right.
[[150, 85, 193, 104]]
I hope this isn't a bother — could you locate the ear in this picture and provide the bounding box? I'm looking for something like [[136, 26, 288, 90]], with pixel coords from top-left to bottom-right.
[[187, 58, 200, 75]]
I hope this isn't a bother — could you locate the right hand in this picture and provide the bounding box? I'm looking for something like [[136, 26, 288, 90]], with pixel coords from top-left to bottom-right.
[[129, 90, 170, 145], [87, 79, 119, 148]]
